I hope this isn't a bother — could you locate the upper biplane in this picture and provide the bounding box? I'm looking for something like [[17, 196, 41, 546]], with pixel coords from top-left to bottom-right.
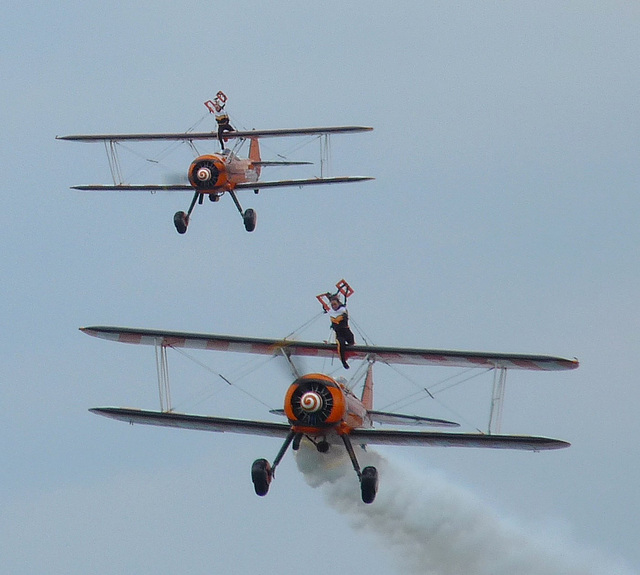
[[58, 92, 373, 234], [82, 317, 578, 504]]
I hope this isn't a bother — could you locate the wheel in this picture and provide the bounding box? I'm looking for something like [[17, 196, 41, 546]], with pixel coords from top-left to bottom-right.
[[316, 440, 330, 453], [360, 466, 378, 504], [173, 211, 189, 234], [251, 458, 272, 496], [243, 208, 257, 232]]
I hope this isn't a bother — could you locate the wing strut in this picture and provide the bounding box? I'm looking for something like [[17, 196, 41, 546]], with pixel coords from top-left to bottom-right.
[[105, 140, 124, 185], [154, 338, 172, 412], [488, 367, 507, 434]]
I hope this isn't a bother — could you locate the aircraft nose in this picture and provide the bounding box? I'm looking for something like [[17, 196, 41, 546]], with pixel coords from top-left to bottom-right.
[[196, 167, 212, 182], [300, 391, 323, 413]]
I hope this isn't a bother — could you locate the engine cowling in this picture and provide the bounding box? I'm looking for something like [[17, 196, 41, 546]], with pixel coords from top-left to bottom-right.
[[284, 374, 347, 429], [188, 155, 228, 191]]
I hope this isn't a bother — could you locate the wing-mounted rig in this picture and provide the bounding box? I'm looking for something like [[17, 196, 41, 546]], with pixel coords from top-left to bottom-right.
[[58, 92, 374, 234]]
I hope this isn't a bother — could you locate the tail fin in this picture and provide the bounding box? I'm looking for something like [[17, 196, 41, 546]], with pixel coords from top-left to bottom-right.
[[361, 363, 374, 411], [249, 137, 261, 178]]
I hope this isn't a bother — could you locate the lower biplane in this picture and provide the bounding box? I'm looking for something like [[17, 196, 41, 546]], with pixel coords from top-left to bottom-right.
[[82, 324, 578, 504], [58, 94, 373, 234]]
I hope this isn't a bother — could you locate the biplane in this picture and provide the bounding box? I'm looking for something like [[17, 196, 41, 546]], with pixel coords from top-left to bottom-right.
[[58, 93, 373, 234], [82, 323, 578, 504]]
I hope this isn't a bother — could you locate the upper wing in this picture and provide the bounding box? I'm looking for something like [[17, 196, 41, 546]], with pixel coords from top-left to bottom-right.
[[350, 428, 570, 450], [80, 326, 579, 371], [91, 407, 292, 438], [57, 126, 373, 142]]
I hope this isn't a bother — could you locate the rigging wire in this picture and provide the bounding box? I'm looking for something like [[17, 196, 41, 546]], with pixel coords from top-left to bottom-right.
[[282, 311, 325, 340], [166, 345, 275, 412], [377, 361, 491, 433]]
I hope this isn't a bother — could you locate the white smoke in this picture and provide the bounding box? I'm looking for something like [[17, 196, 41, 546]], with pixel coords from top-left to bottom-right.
[[295, 441, 634, 575]]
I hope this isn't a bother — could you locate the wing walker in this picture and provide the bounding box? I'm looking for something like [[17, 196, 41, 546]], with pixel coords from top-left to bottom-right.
[[83, 280, 578, 504]]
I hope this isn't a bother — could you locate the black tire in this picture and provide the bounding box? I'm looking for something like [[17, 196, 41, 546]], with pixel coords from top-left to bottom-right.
[[173, 211, 188, 234], [243, 208, 257, 232], [316, 440, 330, 453], [361, 466, 378, 504], [251, 458, 271, 496]]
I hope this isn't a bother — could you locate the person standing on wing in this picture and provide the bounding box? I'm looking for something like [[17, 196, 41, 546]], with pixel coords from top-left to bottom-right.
[[213, 100, 234, 150], [327, 294, 355, 369]]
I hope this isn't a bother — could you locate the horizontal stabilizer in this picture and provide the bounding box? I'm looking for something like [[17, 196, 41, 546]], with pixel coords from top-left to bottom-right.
[[368, 410, 459, 427], [253, 161, 312, 166]]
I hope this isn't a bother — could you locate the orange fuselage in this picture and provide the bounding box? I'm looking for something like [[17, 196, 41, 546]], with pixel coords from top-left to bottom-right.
[[188, 152, 259, 193]]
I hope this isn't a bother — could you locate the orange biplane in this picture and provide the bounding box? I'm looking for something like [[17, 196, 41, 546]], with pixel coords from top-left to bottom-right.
[[82, 322, 578, 504], [58, 93, 373, 234]]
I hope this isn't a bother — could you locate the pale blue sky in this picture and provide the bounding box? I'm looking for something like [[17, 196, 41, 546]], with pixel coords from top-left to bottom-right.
[[1, 2, 639, 573]]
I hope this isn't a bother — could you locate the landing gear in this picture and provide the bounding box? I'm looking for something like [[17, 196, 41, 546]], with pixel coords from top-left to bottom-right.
[[251, 458, 272, 496], [229, 190, 256, 233], [173, 211, 189, 234], [172, 189, 257, 234], [251, 430, 298, 498], [173, 190, 202, 234], [243, 208, 257, 232], [341, 434, 378, 504], [360, 466, 379, 504]]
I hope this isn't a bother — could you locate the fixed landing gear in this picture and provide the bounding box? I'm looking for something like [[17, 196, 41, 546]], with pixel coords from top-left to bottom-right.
[[341, 434, 378, 504], [251, 458, 272, 496], [173, 211, 189, 234], [252, 431, 378, 504], [251, 430, 298, 497], [172, 190, 257, 234], [360, 466, 379, 504], [243, 208, 257, 232]]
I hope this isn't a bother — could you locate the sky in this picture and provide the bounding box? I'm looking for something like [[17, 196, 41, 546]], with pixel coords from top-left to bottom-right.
[[1, 1, 639, 573]]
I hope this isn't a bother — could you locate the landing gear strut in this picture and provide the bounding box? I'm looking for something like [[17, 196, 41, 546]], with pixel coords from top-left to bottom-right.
[[341, 434, 378, 504], [173, 191, 202, 234], [251, 430, 299, 496]]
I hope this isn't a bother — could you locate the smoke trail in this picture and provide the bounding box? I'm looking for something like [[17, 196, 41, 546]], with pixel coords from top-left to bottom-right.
[[295, 441, 634, 575]]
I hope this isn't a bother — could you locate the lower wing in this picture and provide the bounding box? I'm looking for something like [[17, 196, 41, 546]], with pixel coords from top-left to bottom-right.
[[90, 407, 291, 438], [350, 428, 569, 450], [71, 176, 373, 193], [91, 407, 568, 451]]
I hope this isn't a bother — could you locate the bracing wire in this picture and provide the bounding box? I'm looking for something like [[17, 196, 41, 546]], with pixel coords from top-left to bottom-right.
[[376, 361, 492, 433], [283, 311, 325, 340], [165, 345, 275, 412]]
